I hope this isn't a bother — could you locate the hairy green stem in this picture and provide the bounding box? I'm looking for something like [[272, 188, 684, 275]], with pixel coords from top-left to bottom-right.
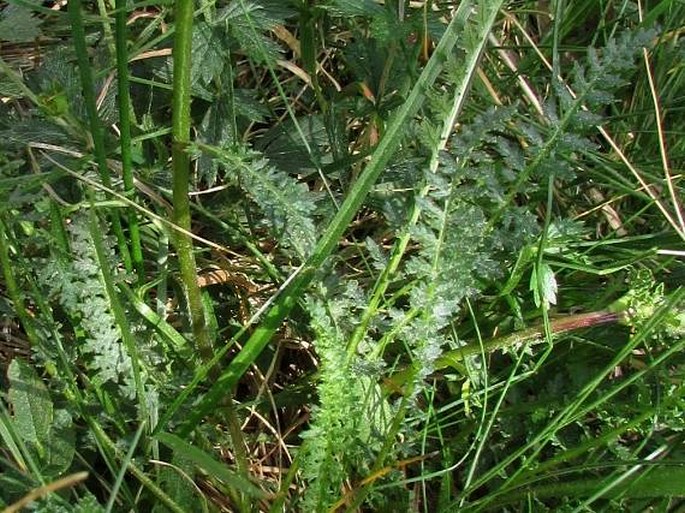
[[168, 0, 250, 486], [171, 0, 213, 361]]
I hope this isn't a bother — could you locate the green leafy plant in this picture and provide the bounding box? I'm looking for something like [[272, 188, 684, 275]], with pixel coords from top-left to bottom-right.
[[1, 0, 684, 511]]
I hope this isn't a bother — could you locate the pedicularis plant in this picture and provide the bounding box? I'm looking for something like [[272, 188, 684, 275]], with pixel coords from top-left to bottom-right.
[[1, 1, 684, 511]]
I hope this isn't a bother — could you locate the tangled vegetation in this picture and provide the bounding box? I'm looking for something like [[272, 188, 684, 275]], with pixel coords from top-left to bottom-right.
[[1, 0, 684, 511]]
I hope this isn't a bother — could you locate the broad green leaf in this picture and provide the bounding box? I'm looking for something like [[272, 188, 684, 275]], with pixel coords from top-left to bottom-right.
[[7, 359, 53, 456]]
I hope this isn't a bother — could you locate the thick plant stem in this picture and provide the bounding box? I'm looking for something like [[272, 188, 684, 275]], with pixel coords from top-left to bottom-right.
[[114, 0, 144, 280], [171, 0, 213, 361], [437, 310, 624, 367]]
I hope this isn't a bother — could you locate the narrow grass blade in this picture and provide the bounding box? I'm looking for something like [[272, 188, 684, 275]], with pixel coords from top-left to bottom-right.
[[105, 422, 146, 513], [156, 432, 268, 499], [0, 402, 28, 473], [67, 0, 132, 271], [114, 0, 144, 279], [121, 283, 190, 355], [0, 217, 43, 349]]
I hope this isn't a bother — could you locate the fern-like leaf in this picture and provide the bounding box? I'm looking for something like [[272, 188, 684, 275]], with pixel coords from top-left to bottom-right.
[[195, 143, 318, 259]]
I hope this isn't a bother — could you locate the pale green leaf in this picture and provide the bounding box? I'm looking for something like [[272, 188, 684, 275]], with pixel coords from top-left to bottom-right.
[[530, 262, 558, 309]]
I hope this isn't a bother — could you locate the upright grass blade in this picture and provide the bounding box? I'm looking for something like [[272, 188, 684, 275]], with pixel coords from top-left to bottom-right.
[[104, 421, 146, 513], [175, 0, 491, 436], [114, 0, 144, 280], [87, 421, 185, 513], [171, 0, 213, 361], [67, 0, 132, 271]]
